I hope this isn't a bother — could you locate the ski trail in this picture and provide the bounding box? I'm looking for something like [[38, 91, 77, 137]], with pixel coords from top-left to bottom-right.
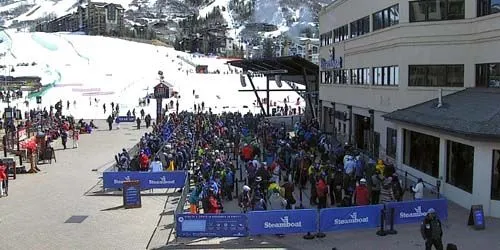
[[55, 34, 91, 64]]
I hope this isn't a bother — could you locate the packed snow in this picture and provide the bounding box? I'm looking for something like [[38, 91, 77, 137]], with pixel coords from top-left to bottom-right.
[[0, 30, 305, 120]]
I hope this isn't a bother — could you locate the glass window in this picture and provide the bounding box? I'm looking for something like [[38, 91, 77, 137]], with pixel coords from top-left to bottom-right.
[[476, 63, 500, 88], [446, 140, 474, 193], [364, 68, 370, 85], [448, 0, 465, 19], [373, 4, 399, 31], [390, 4, 400, 25], [350, 22, 358, 38], [350, 69, 358, 84], [383, 67, 390, 85], [491, 150, 500, 200], [403, 129, 440, 177], [410, 0, 465, 22], [386, 127, 397, 158], [373, 11, 383, 30], [409, 65, 464, 87], [427, 65, 447, 86], [374, 67, 382, 85], [478, 0, 500, 17]]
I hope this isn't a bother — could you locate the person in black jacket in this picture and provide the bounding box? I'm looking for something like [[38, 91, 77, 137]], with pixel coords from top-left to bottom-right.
[[421, 208, 444, 250]]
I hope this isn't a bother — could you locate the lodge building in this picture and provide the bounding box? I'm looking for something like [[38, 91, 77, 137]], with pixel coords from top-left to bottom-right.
[[35, 1, 124, 36], [319, 0, 500, 216]]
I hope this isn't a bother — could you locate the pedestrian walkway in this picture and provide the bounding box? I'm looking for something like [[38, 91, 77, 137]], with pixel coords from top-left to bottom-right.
[[0, 120, 174, 249]]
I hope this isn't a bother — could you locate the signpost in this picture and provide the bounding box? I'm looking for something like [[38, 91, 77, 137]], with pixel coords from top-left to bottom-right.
[[154, 82, 170, 123], [123, 180, 142, 209], [176, 214, 247, 237]]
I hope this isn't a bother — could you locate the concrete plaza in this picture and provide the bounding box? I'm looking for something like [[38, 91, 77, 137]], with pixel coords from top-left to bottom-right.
[[2, 120, 500, 250]]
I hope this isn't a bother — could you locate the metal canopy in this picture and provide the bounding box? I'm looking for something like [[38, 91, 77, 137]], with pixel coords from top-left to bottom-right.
[[228, 56, 319, 119], [227, 56, 319, 80]]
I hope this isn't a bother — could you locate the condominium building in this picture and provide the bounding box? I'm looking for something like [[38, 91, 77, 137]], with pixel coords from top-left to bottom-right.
[[319, 0, 500, 216]]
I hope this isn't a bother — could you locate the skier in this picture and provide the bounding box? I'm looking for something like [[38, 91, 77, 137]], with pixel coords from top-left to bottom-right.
[[127, 110, 131, 117], [73, 100, 76, 108], [61, 129, 68, 149], [106, 115, 113, 130], [147, 98, 150, 106], [132, 108, 136, 117], [145, 114, 151, 128], [111, 102, 115, 110], [103, 103, 106, 114], [136, 117, 141, 130], [201, 101, 205, 111], [140, 109, 145, 119], [66, 100, 70, 110]]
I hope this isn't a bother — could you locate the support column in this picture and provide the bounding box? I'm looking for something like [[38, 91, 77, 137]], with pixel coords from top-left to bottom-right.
[[266, 76, 270, 116], [348, 105, 353, 145], [369, 109, 375, 157], [396, 126, 404, 168], [247, 74, 266, 115], [331, 102, 336, 139]]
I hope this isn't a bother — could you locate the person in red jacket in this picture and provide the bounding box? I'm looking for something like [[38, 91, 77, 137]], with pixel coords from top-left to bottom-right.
[[316, 176, 328, 209], [241, 144, 253, 162], [353, 178, 370, 206], [207, 193, 222, 213], [0, 164, 7, 197], [139, 151, 149, 171]]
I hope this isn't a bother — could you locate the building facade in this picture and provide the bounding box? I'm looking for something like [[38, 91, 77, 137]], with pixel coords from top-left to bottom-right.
[[319, 0, 500, 216], [35, 2, 124, 35]]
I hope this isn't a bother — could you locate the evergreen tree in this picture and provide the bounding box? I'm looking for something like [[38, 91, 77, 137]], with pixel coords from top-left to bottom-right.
[[262, 38, 274, 58]]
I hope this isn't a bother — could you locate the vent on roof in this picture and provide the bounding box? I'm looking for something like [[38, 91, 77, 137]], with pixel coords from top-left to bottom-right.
[[437, 88, 443, 108]]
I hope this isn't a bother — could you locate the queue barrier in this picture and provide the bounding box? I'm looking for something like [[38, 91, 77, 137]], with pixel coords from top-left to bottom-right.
[[385, 198, 448, 224], [115, 116, 136, 123], [175, 198, 449, 238], [102, 171, 187, 189]]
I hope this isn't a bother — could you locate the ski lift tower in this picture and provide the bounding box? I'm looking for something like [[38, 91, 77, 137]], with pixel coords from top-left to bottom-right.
[[154, 71, 171, 123]]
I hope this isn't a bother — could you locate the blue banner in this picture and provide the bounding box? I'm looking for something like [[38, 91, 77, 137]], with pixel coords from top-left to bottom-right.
[[319, 205, 383, 232], [385, 199, 448, 224], [176, 214, 247, 237], [247, 209, 317, 235], [115, 116, 135, 123], [102, 171, 187, 189]]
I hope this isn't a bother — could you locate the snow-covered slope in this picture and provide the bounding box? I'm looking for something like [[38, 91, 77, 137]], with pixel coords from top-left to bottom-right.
[[0, 30, 305, 119]]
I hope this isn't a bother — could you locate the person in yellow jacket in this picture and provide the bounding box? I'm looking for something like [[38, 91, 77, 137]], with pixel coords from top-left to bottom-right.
[[376, 159, 385, 177]]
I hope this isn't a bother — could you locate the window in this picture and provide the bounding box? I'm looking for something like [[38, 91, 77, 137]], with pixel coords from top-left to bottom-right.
[[373, 66, 399, 86], [410, 0, 465, 22], [333, 25, 348, 43], [386, 127, 397, 158], [476, 63, 500, 88], [373, 4, 399, 31], [321, 31, 333, 46], [409, 65, 464, 87], [107, 6, 116, 21], [446, 140, 474, 193], [338, 122, 341, 132], [350, 16, 370, 38], [478, 0, 500, 17], [491, 150, 500, 200], [350, 68, 370, 85], [332, 70, 348, 84], [403, 130, 440, 177]]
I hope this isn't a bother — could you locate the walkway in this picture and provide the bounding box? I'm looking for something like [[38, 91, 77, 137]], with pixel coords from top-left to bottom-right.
[[0, 120, 173, 249]]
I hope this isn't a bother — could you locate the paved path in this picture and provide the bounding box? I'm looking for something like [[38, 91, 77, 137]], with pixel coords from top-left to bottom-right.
[[0, 120, 174, 250]]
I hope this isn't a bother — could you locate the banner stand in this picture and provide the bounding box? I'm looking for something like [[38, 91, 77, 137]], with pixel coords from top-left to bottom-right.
[[303, 232, 315, 240], [386, 207, 398, 235], [376, 208, 387, 236], [315, 210, 326, 238]]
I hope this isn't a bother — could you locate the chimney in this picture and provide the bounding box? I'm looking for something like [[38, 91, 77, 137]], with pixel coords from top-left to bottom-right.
[[437, 88, 443, 108]]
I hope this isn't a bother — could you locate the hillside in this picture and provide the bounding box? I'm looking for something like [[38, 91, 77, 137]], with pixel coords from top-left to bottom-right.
[[0, 0, 333, 41], [0, 30, 305, 118]]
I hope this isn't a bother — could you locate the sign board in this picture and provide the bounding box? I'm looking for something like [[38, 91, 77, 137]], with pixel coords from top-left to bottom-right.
[[319, 205, 383, 232], [320, 56, 343, 70], [154, 83, 170, 99], [247, 209, 317, 235], [176, 214, 247, 237], [17, 128, 27, 141], [468, 204, 485, 230], [103, 171, 187, 189], [385, 199, 448, 224], [115, 116, 135, 123], [36, 96, 42, 104], [123, 180, 142, 209]]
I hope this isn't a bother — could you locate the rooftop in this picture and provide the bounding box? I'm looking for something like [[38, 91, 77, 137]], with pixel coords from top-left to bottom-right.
[[383, 88, 500, 140]]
